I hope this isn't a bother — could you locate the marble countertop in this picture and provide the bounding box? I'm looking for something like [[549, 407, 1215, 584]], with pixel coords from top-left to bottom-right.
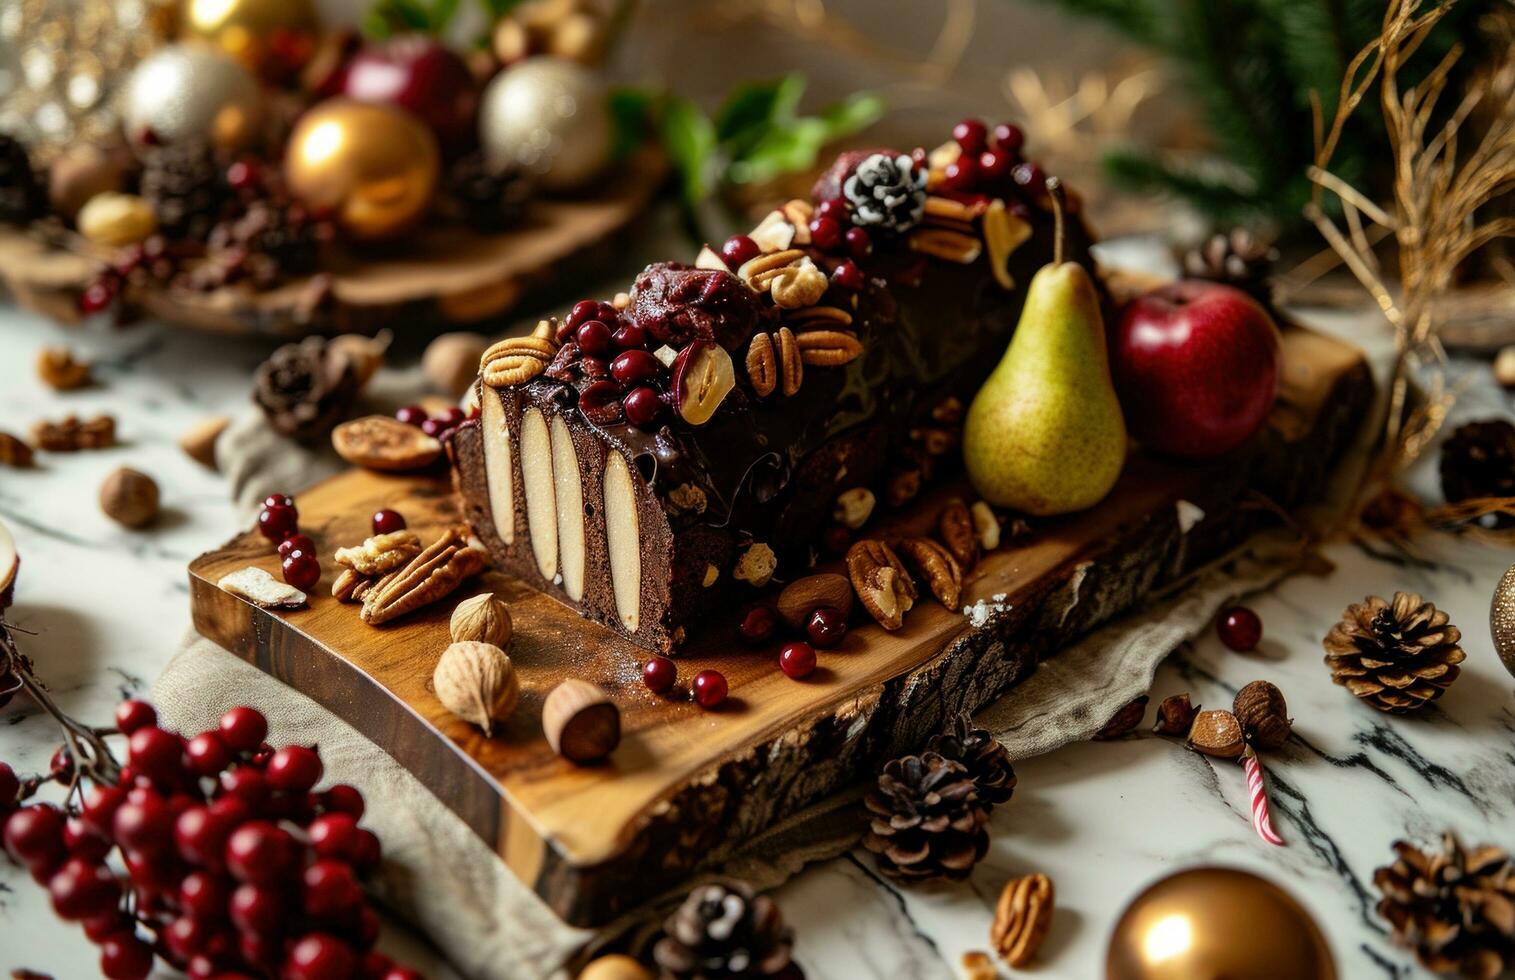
[[1, 292, 1512, 980]]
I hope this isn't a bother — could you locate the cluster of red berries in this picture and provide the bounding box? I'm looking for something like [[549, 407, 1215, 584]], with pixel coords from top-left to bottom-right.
[[257, 495, 321, 592], [718, 224, 866, 295], [547, 299, 669, 430], [393, 404, 469, 442], [640, 658, 728, 709], [79, 237, 184, 315], [259, 496, 409, 592], [938, 118, 1043, 199], [1, 700, 418, 980], [739, 603, 846, 680]]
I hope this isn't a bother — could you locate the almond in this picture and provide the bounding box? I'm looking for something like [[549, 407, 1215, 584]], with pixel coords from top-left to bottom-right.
[[777, 573, 854, 628]]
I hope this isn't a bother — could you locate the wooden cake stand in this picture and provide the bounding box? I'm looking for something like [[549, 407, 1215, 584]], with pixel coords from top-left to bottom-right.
[[188, 322, 1372, 926], [0, 152, 664, 338]]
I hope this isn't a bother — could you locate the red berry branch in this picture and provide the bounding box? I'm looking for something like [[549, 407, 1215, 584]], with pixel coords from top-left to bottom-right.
[[1, 610, 422, 979]]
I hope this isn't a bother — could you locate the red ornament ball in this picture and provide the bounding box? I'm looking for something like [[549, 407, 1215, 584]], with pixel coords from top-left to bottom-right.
[[778, 641, 816, 679], [1217, 606, 1263, 652], [691, 670, 728, 709]]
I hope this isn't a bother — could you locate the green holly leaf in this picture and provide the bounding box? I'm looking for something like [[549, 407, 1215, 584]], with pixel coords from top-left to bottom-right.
[[659, 97, 718, 206], [608, 87, 655, 161], [715, 74, 808, 154]]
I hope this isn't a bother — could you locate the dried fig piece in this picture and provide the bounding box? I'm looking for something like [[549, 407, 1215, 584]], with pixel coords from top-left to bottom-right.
[[332, 416, 443, 472]]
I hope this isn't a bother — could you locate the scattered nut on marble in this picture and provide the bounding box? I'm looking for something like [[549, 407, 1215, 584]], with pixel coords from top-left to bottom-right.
[[99, 467, 159, 529]]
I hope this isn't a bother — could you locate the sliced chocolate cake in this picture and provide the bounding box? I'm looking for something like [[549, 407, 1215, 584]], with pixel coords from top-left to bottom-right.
[[451, 125, 1096, 653]]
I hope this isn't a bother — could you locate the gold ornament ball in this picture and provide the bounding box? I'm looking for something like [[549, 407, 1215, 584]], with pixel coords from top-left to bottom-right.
[[1492, 562, 1515, 678], [479, 56, 611, 192], [181, 0, 319, 79], [284, 100, 440, 242], [121, 44, 263, 155], [1107, 868, 1335, 980]]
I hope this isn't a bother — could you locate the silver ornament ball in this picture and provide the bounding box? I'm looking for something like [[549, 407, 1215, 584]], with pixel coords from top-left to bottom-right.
[[479, 56, 611, 193], [121, 43, 263, 156]]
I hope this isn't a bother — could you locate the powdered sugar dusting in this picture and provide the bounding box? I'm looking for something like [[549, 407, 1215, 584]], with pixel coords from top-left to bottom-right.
[[962, 592, 1010, 629]]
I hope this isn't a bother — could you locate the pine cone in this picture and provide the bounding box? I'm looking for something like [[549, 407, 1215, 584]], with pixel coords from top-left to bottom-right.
[[253, 337, 360, 441], [843, 152, 927, 234], [0, 135, 44, 225], [652, 880, 796, 980], [444, 152, 530, 232], [925, 714, 1017, 806], [205, 200, 323, 289], [1375, 833, 1515, 979], [1182, 229, 1277, 307], [139, 142, 227, 241], [1323, 592, 1465, 713], [1440, 420, 1515, 516], [864, 752, 989, 881]]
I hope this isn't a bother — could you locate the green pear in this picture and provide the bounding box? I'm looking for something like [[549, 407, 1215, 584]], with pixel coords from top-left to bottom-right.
[[963, 259, 1127, 515]]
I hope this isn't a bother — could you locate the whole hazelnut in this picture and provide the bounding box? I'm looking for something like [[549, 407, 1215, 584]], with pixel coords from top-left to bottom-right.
[[423, 332, 490, 397], [99, 467, 159, 528], [450, 592, 513, 648], [1233, 680, 1292, 749]]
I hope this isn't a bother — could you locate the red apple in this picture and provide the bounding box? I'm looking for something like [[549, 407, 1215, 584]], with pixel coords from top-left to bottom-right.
[[338, 35, 479, 152], [1111, 280, 1282, 459]]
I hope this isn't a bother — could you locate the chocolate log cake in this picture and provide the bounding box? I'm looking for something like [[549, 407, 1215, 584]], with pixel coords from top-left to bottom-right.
[[452, 127, 1096, 653]]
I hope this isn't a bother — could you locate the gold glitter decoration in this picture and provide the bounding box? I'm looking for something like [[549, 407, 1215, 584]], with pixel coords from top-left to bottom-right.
[[0, 0, 174, 161], [1493, 563, 1515, 679]]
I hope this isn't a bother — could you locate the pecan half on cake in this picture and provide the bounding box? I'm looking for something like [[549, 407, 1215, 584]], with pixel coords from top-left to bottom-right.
[[451, 124, 1097, 653]]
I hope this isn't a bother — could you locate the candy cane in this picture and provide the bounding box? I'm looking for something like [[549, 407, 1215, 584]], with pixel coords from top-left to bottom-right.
[[1243, 747, 1285, 846]]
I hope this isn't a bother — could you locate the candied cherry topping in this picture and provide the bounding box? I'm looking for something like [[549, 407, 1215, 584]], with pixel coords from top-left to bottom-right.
[[578, 380, 625, 426], [576, 320, 613, 357], [623, 386, 662, 428], [809, 215, 842, 251], [844, 226, 872, 259], [394, 404, 427, 427], [612, 322, 649, 351], [993, 121, 1025, 153], [952, 118, 988, 154], [720, 235, 760, 269], [832, 260, 865, 292], [609, 349, 664, 387]]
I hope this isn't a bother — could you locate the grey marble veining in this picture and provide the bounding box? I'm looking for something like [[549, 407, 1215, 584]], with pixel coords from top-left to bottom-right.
[[0, 294, 1512, 979]]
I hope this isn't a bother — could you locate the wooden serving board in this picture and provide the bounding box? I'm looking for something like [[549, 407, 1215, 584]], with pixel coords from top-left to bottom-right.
[[0, 151, 664, 337], [189, 322, 1373, 926]]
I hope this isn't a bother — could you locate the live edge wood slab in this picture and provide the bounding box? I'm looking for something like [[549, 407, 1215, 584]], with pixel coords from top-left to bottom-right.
[[188, 322, 1373, 927]]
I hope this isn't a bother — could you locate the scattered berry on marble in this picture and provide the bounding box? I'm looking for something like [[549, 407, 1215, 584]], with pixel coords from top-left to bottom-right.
[[1217, 606, 1263, 652]]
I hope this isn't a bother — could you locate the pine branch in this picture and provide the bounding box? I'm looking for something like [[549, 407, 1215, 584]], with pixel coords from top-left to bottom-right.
[[1101, 146, 1263, 222], [1021, 0, 1167, 46]]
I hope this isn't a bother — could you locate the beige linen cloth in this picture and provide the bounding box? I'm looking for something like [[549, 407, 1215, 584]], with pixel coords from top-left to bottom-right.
[[155, 308, 1381, 978]]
